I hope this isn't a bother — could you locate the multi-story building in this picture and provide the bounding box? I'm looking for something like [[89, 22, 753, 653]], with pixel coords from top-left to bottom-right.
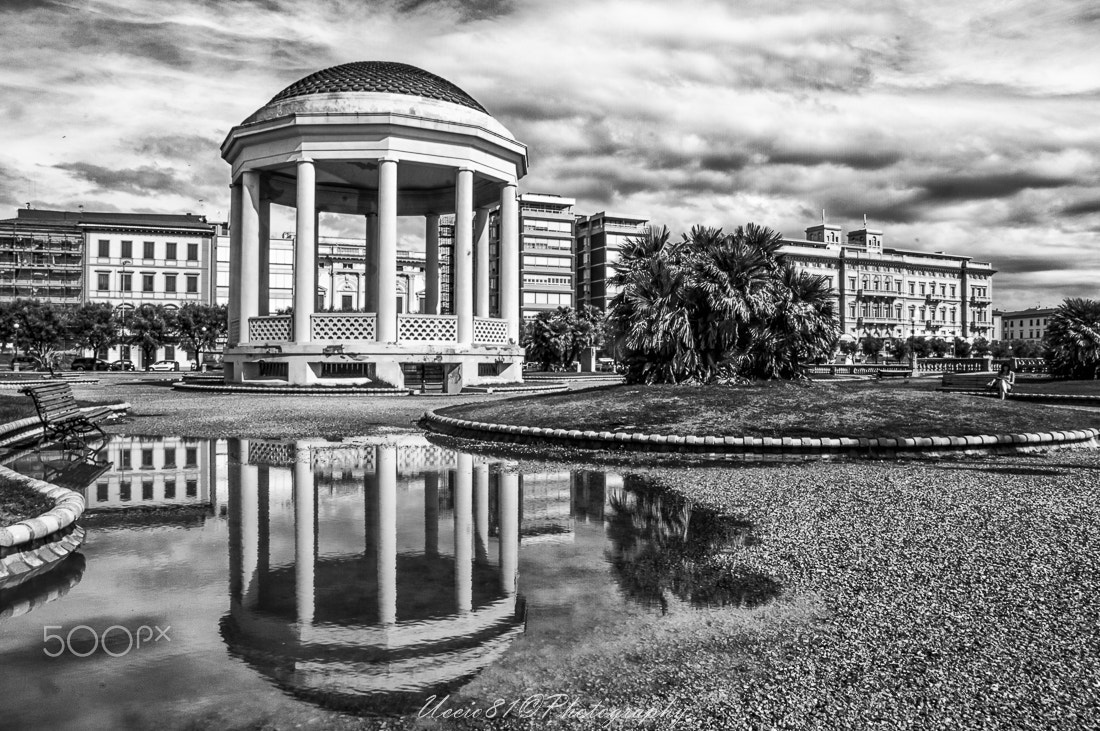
[[0, 210, 85, 304], [574, 212, 648, 312], [999, 307, 1057, 343], [214, 232, 427, 313], [490, 194, 576, 319], [779, 218, 996, 343]]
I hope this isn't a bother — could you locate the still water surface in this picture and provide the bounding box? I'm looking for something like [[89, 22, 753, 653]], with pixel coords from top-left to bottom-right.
[[0, 433, 773, 728]]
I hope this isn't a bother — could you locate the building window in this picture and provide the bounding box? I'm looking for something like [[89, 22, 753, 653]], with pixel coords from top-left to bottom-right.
[[166, 242, 177, 260], [164, 344, 175, 360], [185, 447, 197, 467], [187, 243, 199, 261], [908, 282, 915, 295], [950, 285, 956, 297], [142, 274, 155, 292], [186, 480, 197, 498], [120, 482, 131, 502], [120, 273, 132, 292], [848, 277, 856, 289], [120, 450, 131, 469], [165, 274, 177, 293], [186, 275, 199, 293], [98, 240, 110, 257], [164, 479, 176, 499], [143, 241, 155, 260], [920, 283, 926, 295], [97, 272, 109, 291], [141, 448, 154, 468], [121, 240, 133, 258]]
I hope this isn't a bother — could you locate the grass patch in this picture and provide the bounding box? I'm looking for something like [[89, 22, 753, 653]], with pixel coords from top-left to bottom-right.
[[0, 474, 52, 526], [440, 381, 1100, 438]]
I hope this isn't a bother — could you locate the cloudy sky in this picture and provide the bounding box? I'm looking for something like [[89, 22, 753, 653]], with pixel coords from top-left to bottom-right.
[[1, 0, 1098, 310]]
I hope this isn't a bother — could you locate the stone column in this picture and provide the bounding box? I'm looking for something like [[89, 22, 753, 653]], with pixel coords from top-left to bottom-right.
[[425, 213, 440, 314], [365, 213, 378, 312], [474, 463, 490, 563], [258, 198, 270, 316], [500, 183, 520, 343], [239, 171, 262, 342], [376, 446, 397, 625], [474, 207, 490, 319], [294, 442, 316, 626], [228, 183, 242, 346], [293, 159, 316, 342], [454, 454, 473, 614], [499, 471, 519, 596], [239, 440, 260, 610], [455, 169, 474, 345], [424, 471, 439, 556], [376, 159, 398, 342]]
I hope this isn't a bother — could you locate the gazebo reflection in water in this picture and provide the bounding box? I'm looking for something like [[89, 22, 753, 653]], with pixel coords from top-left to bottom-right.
[[219, 437, 535, 714]]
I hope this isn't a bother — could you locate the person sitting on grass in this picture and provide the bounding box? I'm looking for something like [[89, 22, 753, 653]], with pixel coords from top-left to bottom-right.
[[989, 363, 1015, 400]]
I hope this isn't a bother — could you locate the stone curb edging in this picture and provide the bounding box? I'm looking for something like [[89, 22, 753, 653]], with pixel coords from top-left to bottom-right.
[[0, 551, 84, 619], [0, 526, 85, 592], [420, 410, 1100, 460], [0, 378, 101, 389], [0, 465, 87, 548], [463, 384, 570, 394], [944, 390, 1100, 404], [171, 382, 413, 396]]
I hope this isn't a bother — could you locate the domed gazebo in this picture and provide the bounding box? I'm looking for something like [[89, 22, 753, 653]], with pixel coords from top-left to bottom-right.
[[220, 62, 528, 388]]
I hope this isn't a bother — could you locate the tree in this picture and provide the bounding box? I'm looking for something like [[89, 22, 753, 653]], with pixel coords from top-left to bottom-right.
[[860, 336, 883, 363], [971, 337, 992, 357], [929, 337, 950, 357], [522, 305, 606, 371], [126, 304, 178, 367], [67, 303, 118, 358], [889, 338, 912, 362], [175, 303, 227, 364], [1045, 298, 1100, 379], [608, 223, 838, 383], [522, 310, 566, 371], [953, 337, 972, 358], [6, 299, 72, 372]]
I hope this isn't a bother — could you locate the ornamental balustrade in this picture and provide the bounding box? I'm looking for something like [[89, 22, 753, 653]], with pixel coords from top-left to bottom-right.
[[398, 314, 457, 342], [248, 315, 292, 342], [311, 313, 376, 341], [473, 317, 510, 344]]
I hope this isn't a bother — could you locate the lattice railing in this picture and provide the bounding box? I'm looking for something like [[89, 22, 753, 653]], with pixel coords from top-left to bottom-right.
[[311, 313, 376, 341], [248, 316, 291, 342], [398, 314, 457, 342], [474, 317, 510, 344], [245, 440, 295, 466]]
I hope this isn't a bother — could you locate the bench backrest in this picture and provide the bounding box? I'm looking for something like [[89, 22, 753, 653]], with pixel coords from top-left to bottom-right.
[[21, 383, 82, 422]]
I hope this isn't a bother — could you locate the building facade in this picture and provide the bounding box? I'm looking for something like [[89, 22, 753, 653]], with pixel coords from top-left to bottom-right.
[[779, 219, 996, 343], [574, 212, 648, 312], [488, 194, 576, 319], [999, 307, 1056, 343], [0, 209, 84, 305]]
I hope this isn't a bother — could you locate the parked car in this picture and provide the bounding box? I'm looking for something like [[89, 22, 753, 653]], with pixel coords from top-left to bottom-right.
[[190, 356, 224, 371], [8, 355, 43, 371], [109, 359, 136, 371], [146, 360, 181, 372], [71, 357, 111, 371]]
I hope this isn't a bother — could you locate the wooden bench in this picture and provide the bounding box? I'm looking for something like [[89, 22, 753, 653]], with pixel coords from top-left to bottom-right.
[[940, 372, 997, 392], [876, 369, 913, 380], [21, 383, 114, 443]]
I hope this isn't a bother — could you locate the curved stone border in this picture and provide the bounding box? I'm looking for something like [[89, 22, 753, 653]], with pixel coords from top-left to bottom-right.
[[463, 383, 569, 394], [421, 411, 1100, 460], [0, 378, 100, 389], [951, 390, 1100, 405], [0, 465, 87, 590], [172, 382, 412, 396]]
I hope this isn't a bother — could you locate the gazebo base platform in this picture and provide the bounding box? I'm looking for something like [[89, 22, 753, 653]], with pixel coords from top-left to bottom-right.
[[223, 342, 524, 392]]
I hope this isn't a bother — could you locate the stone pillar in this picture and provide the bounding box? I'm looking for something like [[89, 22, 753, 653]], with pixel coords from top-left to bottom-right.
[[365, 213, 378, 312], [455, 169, 474, 345], [500, 183, 520, 343], [499, 471, 519, 596], [294, 443, 316, 626], [293, 160, 316, 342], [239, 171, 262, 342], [474, 207, 490, 318], [239, 441, 259, 610], [257, 198, 270, 316], [376, 446, 397, 625], [454, 454, 473, 614], [228, 183, 242, 346], [425, 213, 440, 314], [474, 463, 489, 564], [376, 159, 398, 342], [424, 471, 439, 556]]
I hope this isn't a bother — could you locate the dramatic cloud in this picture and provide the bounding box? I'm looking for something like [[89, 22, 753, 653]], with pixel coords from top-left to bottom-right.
[[1, 0, 1098, 309]]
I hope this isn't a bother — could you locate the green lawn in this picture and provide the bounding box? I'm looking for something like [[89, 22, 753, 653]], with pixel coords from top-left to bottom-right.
[[440, 381, 1100, 438]]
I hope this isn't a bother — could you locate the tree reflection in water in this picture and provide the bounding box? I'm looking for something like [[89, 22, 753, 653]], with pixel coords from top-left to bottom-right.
[[605, 475, 779, 612]]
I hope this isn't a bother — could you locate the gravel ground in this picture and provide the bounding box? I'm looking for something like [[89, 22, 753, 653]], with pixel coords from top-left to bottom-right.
[[6, 378, 1097, 730]]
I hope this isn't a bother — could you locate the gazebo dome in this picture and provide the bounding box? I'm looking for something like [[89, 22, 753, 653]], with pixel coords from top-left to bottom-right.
[[269, 61, 488, 114]]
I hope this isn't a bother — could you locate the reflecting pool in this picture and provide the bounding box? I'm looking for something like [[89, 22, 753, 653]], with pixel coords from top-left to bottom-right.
[[0, 434, 775, 728]]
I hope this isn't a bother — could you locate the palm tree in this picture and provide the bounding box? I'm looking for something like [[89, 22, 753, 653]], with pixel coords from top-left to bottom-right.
[[1045, 298, 1100, 379]]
